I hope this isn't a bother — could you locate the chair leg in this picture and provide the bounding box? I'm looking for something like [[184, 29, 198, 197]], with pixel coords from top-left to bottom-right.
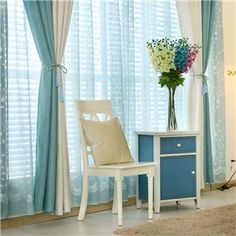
[[112, 182, 118, 214], [147, 174, 153, 219], [116, 177, 123, 226], [78, 175, 89, 221]]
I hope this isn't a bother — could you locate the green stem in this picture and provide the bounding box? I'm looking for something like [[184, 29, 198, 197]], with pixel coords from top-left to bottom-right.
[[167, 87, 178, 130]]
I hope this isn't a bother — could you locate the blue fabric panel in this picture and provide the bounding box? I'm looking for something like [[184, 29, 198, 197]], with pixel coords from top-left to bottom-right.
[[23, 0, 57, 213], [161, 155, 196, 200], [160, 136, 196, 154], [201, 0, 216, 184], [203, 94, 214, 183]]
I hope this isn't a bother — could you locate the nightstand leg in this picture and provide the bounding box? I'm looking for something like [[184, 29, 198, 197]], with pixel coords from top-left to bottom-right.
[[194, 198, 200, 209], [154, 202, 160, 214], [147, 175, 153, 219], [136, 199, 142, 209]]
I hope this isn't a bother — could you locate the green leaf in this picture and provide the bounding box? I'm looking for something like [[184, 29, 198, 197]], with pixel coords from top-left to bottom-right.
[[158, 69, 185, 89]]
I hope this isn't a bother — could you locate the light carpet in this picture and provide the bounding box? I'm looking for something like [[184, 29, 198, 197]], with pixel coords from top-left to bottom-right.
[[114, 204, 236, 236]]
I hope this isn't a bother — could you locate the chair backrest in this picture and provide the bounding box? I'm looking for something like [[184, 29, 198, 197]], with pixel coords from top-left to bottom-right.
[[75, 100, 113, 169]]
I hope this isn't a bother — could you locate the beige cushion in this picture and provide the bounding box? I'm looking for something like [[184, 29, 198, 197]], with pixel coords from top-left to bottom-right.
[[80, 118, 134, 166]]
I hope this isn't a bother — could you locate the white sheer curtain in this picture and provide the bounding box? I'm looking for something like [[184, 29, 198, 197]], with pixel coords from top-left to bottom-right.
[[176, 0, 202, 131], [64, 0, 183, 207], [176, 0, 226, 183], [52, 0, 73, 215], [176, 0, 204, 187], [2, 0, 40, 218]]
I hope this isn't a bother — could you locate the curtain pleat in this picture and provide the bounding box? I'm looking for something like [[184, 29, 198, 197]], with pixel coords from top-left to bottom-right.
[[176, 1, 204, 187], [176, 1, 202, 131], [201, 0, 217, 184], [0, 0, 9, 219], [206, 1, 225, 182], [23, 0, 57, 212], [52, 0, 73, 215]]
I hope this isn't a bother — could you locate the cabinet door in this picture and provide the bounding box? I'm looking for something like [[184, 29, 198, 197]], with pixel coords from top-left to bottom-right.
[[161, 155, 196, 200]]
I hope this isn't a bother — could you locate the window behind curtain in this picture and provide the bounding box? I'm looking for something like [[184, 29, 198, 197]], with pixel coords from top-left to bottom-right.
[[4, 0, 184, 216], [8, 0, 40, 179], [133, 1, 183, 131], [64, 0, 183, 174], [7, 0, 183, 177]]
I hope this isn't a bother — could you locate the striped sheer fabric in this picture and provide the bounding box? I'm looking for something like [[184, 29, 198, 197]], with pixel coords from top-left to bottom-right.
[[64, 0, 183, 206], [1, 0, 9, 219], [8, 0, 40, 180], [4, 0, 183, 213], [1, 0, 40, 218]]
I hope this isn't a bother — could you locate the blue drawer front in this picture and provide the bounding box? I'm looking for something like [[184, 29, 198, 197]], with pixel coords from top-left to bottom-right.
[[161, 155, 196, 200], [138, 135, 153, 200], [160, 136, 196, 154]]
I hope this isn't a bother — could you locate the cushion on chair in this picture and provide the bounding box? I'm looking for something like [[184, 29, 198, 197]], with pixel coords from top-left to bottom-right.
[[80, 117, 134, 166]]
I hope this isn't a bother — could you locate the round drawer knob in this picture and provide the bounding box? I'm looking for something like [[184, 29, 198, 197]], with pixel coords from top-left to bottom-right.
[[177, 143, 181, 147], [191, 171, 195, 175]]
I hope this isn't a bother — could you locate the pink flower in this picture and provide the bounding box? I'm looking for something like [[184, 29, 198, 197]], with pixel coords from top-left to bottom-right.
[[182, 45, 200, 73]]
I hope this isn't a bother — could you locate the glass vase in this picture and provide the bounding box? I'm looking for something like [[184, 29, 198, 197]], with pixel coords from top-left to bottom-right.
[[167, 87, 178, 131]]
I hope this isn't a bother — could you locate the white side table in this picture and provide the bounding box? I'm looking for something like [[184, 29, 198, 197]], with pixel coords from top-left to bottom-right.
[[136, 131, 201, 213]]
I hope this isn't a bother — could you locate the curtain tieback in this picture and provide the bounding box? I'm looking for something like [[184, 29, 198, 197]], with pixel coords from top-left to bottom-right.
[[43, 64, 67, 102], [46, 64, 68, 74], [195, 74, 209, 95]]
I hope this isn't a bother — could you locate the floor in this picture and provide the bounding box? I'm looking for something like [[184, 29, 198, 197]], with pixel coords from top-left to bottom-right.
[[2, 187, 236, 236]]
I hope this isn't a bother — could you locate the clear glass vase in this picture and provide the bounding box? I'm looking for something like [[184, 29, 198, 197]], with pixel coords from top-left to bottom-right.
[[167, 87, 178, 131]]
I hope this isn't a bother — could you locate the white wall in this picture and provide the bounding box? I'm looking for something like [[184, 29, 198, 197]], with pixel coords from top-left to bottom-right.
[[222, 0, 236, 180]]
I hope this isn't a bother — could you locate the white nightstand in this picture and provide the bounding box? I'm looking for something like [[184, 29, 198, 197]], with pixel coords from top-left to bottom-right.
[[136, 131, 201, 213]]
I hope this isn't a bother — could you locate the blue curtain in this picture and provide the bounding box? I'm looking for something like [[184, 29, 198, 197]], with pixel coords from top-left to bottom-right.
[[207, 1, 225, 182], [201, 0, 217, 184], [0, 0, 9, 218], [23, 0, 57, 212]]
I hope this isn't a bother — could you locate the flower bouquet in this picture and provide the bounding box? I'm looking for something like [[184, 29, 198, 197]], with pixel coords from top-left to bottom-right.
[[147, 38, 200, 130]]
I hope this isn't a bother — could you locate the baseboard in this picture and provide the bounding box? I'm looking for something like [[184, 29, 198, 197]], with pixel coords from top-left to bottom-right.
[[1, 197, 136, 230], [2, 181, 236, 230], [200, 180, 236, 192]]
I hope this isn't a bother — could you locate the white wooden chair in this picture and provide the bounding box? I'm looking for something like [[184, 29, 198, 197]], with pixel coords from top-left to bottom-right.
[[75, 100, 156, 226]]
